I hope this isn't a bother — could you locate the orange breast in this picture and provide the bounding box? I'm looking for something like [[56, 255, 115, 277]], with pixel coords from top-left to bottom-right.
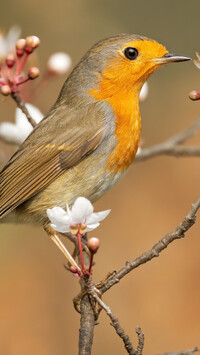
[[90, 85, 141, 173]]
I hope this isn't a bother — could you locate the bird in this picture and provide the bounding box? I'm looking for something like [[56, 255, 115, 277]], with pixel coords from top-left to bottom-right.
[[0, 34, 190, 231]]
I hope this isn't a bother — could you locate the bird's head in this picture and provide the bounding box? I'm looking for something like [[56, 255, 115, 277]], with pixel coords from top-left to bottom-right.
[[84, 34, 191, 99], [57, 34, 190, 106]]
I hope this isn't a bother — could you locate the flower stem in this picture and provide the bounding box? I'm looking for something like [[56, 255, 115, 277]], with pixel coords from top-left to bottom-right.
[[18, 53, 29, 74], [77, 231, 85, 272], [16, 55, 21, 75], [17, 77, 30, 86]]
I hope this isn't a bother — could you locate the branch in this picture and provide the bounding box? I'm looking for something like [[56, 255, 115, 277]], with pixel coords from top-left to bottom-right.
[[11, 91, 37, 128], [100, 197, 200, 294], [159, 347, 199, 355], [135, 118, 200, 162], [79, 293, 95, 355], [87, 283, 142, 355]]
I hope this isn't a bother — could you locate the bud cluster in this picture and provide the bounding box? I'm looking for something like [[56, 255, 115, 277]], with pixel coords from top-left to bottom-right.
[[0, 35, 40, 96]]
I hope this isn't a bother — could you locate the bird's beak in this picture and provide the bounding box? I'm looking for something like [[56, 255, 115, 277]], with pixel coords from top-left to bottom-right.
[[154, 52, 191, 64]]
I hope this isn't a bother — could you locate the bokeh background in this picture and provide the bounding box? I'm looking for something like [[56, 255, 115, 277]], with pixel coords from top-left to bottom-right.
[[0, 1, 200, 354]]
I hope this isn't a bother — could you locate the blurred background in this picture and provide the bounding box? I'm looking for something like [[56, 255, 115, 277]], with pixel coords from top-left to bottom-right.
[[0, 0, 200, 354]]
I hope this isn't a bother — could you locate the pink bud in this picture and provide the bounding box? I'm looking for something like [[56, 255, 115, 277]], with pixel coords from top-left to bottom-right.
[[87, 237, 100, 254], [16, 38, 26, 50], [1, 85, 11, 96], [26, 35, 40, 49], [28, 67, 40, 79], [6, 54, 15, 68], [16, 49, 24, 57], [70, 265, 78, 273], [188, 90, 200, 101], [70, 265, 80, 277]]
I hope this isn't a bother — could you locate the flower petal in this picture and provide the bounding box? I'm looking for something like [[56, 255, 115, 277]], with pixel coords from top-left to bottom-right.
[[0, 122, 22, 144], [47, 206, 72, 228], [15, 103, 44, 142], [86, 210, 111, 225], [47, 206, 72, 233], [50, 223, 70, 233], [139, 82, 149, 102], [86, 223, 100, 231], [71, 197, 94, 224]]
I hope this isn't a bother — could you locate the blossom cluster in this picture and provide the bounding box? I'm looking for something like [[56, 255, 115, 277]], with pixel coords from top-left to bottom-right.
[[0, 35, 40, 96]]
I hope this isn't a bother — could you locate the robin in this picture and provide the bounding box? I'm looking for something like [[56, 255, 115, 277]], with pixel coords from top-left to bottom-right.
[[0, 34, 190, 235]]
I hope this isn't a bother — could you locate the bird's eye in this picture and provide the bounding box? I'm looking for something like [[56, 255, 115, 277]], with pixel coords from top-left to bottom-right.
[[124, 47, 139, 60]]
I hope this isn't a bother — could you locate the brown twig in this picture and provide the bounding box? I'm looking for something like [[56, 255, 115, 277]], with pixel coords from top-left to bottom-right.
[[135, 118, 200, 162], [135, 327, 144, 355], [100, 197, 200, 294], [11, 91, 37, 128], [158, 346, 199, 355], [86, 283, 138, 355]]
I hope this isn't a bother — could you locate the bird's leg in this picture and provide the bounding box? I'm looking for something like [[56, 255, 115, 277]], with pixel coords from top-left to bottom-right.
[[44, 224, 81, 274], [73, 275, 102, 319]]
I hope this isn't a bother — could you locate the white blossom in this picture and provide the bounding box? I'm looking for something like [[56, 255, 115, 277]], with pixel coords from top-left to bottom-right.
[[0, 25, 21, 59], [139, 82, 149, 102], [47, 197, 111, 234], [47, 52, 72, 75], [136, 146, 142, 156], [0, 103, 43, 145]]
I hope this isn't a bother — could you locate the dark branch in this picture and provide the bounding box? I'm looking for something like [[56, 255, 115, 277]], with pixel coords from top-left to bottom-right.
[[11, 91, 37, 128], [100, 197, 200, 294]]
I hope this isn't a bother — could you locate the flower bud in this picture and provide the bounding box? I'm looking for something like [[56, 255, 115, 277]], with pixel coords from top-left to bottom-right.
[[87, 237, 100, 254], [1, 85, 11, 96], [16, 39, 26, 57], [70, 265, 80, 277], [26, 35, 40, 49], [188, 90, 200, 101], [47, 52, 72, 75], [28, 67, 40, 79], [6, 54, 15, 68], [16, 38, 26, 50]]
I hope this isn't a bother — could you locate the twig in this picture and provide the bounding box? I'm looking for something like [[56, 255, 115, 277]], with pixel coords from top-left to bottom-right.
[[89, 289, 138, 355], [11, 91, 37, 128], [135, 118, 200, 162], [100, 197, 200, 294], [135, 327, 144, 355], [158, 346, 199, 355]]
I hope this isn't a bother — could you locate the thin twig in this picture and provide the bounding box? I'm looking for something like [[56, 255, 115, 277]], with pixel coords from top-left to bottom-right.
[[89, 289, 137, 355], [158, 346, 199, 355], [11, 91, 37, 128], [100, 197, 200, 294], [135, 118, 200, 162], [135, 327, 144, 355]]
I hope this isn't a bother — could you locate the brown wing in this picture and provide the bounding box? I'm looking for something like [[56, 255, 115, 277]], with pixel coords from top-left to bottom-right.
[[0, 106, 104, 218]]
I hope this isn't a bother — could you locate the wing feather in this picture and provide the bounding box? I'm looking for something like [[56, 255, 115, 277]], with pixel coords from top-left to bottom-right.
[[0, 106, 104, 218]]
